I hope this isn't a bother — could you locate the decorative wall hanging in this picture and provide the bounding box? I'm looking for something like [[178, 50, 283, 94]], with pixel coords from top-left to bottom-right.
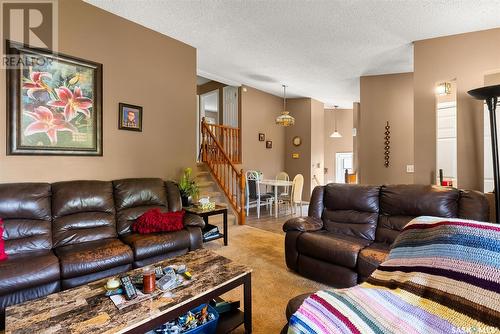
[[119, 103, 143, 132], [258, 133, 265, 141], [292, 136, 302, 146], [6, 41, 103, 156], [266, 140, 273, 149], [384, 121, 391, 168]]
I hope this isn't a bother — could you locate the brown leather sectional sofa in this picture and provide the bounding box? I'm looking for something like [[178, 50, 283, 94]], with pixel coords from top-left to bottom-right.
[[0, 178, 204, 328], [283, 183, 489, 287]]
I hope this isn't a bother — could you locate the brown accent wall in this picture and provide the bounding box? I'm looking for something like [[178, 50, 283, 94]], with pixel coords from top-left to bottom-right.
[[0, 0, 197, 182], [414, 28, 500, 190], [359, 73, 414, 185], [240, 86, 285, 178], [324, 108, 353, 183], [285, 98, 312, 199], [284, 98, 325, 198]]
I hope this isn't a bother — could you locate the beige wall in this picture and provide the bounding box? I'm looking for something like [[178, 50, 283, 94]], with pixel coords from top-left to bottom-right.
[[311, 99, 325, 187], [324, 108, 353, 183], [285, 98, 312, 199], [414, 28, 500, 190], [0, 0, 197, 182], [240, 86, 285, 178], [359, 73, 414, 185]]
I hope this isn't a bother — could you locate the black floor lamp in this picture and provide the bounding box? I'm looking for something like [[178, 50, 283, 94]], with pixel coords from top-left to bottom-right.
[[468, 84, 500, 223]]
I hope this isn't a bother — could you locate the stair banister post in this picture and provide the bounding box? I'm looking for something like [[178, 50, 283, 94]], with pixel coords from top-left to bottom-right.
[[239, 168, 246, 225]]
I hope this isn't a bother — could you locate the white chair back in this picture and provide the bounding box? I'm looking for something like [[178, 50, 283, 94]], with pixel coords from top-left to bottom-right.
[[275, 172, 289, 181], [246, 170, 262, 199], [291, 174, 304, 204], [276, 171, 290, 195]]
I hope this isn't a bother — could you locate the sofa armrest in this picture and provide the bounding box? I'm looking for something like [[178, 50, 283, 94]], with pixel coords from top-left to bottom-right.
[[183, 213, 205, 229], [283, 216, 323, 232]]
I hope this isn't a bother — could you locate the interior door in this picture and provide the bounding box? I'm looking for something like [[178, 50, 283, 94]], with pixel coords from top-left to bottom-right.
[[223, 86, 238, 127]]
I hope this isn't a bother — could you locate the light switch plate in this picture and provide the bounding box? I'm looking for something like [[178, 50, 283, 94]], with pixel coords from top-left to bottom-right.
[[406, 165, 415, 173]]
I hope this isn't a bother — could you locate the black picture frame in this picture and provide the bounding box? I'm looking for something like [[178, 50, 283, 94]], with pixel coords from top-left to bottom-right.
[[258, 133, 265, 141], [6, 40, 103, 156], [118, 103, 143, 132], [266, 140, 272, 149]]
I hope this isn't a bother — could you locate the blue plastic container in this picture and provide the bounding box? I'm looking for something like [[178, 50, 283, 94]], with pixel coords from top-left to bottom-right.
[[182, 304, 219, 334]]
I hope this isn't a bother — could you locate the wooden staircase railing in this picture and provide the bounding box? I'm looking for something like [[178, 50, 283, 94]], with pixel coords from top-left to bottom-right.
[[201, 118, 246, 225], [204, 122, 241, 164]]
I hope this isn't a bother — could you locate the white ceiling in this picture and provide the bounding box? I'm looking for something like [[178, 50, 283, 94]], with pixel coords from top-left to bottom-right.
[[87, 0, 500, 108], [196, 76, 211, 85]]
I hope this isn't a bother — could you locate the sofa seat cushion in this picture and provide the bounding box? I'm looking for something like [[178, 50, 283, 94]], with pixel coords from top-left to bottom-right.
[[357, 242, 390, 278], [55, 239, 133, 279], [0, 251, 60, 295], [297, 231, 371, 268], [121, 230, 191, 261]]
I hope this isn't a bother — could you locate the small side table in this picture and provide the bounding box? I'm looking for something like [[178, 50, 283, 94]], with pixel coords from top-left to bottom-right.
[[184, 204, 228, 246]]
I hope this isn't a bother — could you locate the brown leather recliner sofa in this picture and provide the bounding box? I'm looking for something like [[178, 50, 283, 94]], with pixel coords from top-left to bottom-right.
[[283, 183, 489, 288], [0, 178, 204, 328]]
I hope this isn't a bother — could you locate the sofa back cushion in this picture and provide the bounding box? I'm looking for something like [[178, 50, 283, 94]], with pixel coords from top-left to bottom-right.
[[113, 178, 169, 236], [377, 184, 459, 243], [52, 180, 116, 247], [458, 190, 489, 222], [0, 183, 52, 255], [322, 184, 380, 240]]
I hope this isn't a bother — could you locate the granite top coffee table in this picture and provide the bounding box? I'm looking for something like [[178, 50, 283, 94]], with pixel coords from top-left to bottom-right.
[[5, 249, 252, 334]]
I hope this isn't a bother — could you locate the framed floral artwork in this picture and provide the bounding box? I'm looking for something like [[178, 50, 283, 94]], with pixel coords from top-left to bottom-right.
[[118, 103, 142, 131], [6, 40, 103, 155]]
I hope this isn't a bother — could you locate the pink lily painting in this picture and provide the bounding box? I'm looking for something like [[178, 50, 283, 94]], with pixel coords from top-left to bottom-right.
[[12, 52, 102, 156], [7, 41, 102, 155]]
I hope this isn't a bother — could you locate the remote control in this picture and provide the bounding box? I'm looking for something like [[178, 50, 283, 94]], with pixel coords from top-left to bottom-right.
[[120, 275, 137, 300]]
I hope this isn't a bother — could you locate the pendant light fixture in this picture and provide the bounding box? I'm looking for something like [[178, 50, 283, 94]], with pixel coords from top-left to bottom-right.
[[276, 85, 295, 127], [330, 105, 342, 138]]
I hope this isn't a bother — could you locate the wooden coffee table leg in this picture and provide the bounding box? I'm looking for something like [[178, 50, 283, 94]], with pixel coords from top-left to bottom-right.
[[243, 273, 252, 333], [223, 210, 228, 246]]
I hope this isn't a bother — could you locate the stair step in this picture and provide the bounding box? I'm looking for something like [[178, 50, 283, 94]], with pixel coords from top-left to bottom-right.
[[197, 181, 215, 188], [199, 191, 223, 198]]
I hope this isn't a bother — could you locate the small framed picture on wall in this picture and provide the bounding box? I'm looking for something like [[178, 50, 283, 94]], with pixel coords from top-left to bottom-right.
[[266, 140, 272, 149], [258, 133, 265, 141], [119, 103, 143, 132]]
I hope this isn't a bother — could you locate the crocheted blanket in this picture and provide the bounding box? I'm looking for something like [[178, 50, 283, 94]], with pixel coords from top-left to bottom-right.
[[288, 216, 500, 334]]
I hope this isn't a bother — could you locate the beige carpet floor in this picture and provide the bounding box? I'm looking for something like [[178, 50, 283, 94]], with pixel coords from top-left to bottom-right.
[[205, 223, 327, 333]]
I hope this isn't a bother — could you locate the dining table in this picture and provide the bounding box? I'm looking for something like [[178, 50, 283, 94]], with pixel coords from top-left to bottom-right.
[[258, 179, 294, 218]]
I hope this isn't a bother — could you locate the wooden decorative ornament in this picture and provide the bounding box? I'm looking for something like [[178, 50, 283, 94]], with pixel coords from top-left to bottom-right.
[[384, 121, 390, 168]]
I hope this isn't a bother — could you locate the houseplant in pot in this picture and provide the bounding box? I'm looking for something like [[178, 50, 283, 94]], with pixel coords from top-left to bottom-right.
[[178, 167, 199, 207]]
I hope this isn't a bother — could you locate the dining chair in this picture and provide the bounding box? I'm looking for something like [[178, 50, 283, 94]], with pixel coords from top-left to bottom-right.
[[282, 174, 305, 216], [245, 170, 272, 218], [275, 171, 290, 197]]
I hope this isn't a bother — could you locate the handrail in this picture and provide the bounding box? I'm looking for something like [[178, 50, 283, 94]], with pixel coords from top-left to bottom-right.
[[201, 118, 246, 225], [204, 122, 241, 163]]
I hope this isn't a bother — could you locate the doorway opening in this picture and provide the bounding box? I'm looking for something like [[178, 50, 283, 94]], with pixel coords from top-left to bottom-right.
[[335, 152, 353, 183]]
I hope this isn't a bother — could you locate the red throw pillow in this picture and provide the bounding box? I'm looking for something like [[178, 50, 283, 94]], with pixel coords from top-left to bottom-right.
[[0, 218, 7, 262], [132, 209, 185, 234]]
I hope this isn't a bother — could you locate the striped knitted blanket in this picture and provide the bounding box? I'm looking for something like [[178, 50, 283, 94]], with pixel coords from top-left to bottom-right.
[[288, 216, 500, 334]]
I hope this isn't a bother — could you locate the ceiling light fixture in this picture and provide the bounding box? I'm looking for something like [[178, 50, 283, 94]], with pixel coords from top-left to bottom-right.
[[330, 106, 342, 138], [276, 85, 295, 127]]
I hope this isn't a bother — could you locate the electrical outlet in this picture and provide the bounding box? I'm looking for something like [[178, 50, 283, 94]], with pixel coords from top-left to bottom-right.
[[406, 165, 415, 173]]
